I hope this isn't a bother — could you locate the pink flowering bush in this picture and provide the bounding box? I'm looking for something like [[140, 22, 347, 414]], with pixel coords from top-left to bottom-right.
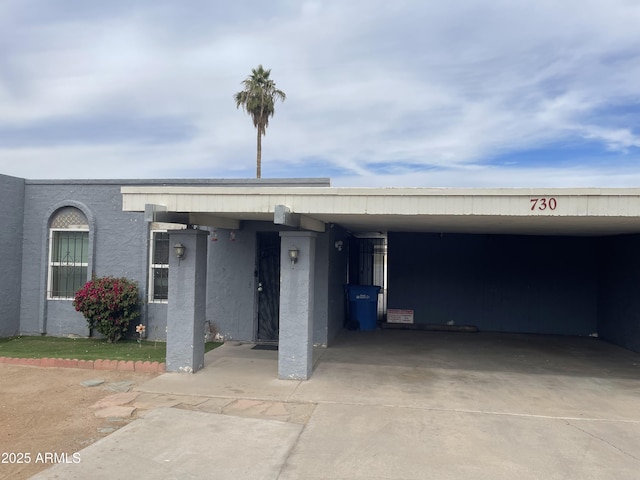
[[73, 276, 141, 343]]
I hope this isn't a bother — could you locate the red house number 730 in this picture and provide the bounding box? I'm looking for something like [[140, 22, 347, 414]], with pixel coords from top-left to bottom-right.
[[530, 198, 557, 211]]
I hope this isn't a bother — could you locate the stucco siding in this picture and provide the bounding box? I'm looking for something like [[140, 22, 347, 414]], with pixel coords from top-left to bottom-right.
[[0, 174, 25, 336], [312, 231, 330, 345], [598, 235, 640, 352], [326, 225, 349, 344], [311, 229, 347, 346], [388, 232, 598, 335], [145, 303, 168, 341], [45, 300, 90, 337], [207, 221, 334, 344], [207, 226, 258, 341], [19, 181, 159, 337]]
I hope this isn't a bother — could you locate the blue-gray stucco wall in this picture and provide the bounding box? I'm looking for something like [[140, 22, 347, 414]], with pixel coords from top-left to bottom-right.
[[207, 222, 341, 345], [598, 235, 640, 352], [324, 224, 349, 344], [387, 232, 599, 335], [166, 229, 208, 372], [14, 178, 332, 342], [0, 174, 25, 336], [18, 181, 165, 338], [206, 225, 259, 342]]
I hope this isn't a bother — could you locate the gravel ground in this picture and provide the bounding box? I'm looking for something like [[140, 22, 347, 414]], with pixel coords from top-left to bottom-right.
[[0, 364, 157, 479]]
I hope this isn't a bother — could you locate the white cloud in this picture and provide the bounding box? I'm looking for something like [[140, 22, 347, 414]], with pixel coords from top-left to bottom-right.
[[0, 0, 639, 185], [334, 163, 640, 188]]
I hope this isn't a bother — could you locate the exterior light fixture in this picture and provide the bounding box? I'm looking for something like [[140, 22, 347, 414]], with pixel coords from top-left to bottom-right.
[[174, 242, 185, 259], [288, 247, 299, 264]]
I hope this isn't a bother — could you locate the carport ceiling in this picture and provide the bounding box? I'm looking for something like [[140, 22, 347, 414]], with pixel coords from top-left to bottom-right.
[[311, 213, 640, 236], [202, 212, 640, 236]]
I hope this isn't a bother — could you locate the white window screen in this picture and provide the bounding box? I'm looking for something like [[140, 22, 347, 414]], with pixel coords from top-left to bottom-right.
[[149, 231, 169, 301], [48, 208, 89, 299]]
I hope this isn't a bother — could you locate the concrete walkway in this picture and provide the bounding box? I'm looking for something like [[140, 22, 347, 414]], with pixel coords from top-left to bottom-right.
[[32, 331, 640, 479]]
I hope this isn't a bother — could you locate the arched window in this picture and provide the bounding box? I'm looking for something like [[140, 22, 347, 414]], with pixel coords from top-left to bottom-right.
[[48, 207, 89, 299]]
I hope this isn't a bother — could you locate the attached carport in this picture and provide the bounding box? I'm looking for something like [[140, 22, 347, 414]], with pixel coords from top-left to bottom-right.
[[121, 185, 640, 378]]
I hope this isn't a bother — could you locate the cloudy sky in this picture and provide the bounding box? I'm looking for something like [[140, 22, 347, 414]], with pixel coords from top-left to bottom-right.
[[1, 0, 639, 187]]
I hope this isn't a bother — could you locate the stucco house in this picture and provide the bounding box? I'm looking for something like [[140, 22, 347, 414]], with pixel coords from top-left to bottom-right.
[[2, 172, 640, 379]]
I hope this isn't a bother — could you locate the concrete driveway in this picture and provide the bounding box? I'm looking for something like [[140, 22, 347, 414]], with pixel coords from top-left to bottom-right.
[[33, 331, 640, 480]]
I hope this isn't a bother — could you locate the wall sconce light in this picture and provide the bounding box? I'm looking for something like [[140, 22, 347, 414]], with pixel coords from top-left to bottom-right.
[[174, 242, 185, 259], [334, 240, 343, 251], [288, 247, 299, 264]]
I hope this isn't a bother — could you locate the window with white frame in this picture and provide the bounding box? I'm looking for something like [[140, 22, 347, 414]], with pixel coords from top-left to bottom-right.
[[48, 208, 89, 299], [149, 230, 169, 302]]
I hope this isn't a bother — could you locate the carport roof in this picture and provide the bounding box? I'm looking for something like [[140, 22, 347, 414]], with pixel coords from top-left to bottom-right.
[[121, 185, 640, 236]]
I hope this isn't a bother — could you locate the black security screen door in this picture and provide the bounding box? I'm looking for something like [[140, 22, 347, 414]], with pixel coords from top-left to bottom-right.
[[256, 232, 281, 341]]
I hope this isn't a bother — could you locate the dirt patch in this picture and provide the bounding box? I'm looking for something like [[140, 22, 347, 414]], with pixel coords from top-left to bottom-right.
[[0, 364, 157, 479]]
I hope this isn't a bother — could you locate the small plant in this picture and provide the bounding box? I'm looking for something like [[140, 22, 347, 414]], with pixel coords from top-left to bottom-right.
[[135, 323, 146, 347], [73, 276, 141, 343]]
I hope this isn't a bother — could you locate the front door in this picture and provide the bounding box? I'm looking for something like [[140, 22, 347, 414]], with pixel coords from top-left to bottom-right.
[[256, 232, 281, 341]]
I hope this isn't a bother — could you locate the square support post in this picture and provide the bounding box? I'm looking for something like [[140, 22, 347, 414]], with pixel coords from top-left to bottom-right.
[[166, 229, 209, 373], [278, 231, 317, 380]]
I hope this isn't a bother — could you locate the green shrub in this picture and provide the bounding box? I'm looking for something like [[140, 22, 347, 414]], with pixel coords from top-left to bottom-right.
[[73, 276, 141, 343]]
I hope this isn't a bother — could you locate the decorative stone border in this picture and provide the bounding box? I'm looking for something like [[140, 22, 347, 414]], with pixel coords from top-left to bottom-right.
[[0, 356, 165, 373]]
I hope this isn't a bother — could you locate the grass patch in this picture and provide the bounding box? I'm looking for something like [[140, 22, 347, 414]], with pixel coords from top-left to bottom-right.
[[0, 336, 222, 363]]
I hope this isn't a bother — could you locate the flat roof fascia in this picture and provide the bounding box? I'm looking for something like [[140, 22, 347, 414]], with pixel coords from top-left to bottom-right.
[[121, 186, 640, 196], [122, 186, 640, 219], [27, 177, 330, 187]]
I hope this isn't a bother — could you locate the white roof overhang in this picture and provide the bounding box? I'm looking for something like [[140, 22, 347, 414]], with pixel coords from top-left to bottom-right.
[[121, 186, 640, 236]]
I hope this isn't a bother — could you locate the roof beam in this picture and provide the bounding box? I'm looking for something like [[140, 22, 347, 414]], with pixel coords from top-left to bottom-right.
[[274, 205, 325, 232], [189, 213, 240, 230], [144, 204, 189, 224], [299, 215, 326, 233]]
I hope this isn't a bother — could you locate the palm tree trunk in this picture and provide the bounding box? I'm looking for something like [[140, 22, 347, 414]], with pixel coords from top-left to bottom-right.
[[256, 128, 262, 178]]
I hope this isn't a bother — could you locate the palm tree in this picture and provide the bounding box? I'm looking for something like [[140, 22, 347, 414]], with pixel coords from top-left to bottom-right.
[[234, 65, 286, 178]]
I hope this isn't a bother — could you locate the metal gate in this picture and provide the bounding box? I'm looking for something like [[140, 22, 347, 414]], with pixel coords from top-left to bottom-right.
[[348, 235, 387, 321], [256, 232, 281, 341]]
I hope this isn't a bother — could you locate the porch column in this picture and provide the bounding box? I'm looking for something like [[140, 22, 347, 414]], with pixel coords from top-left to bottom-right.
[[278, 231, 317, 380], [166, 229, 209, 373]]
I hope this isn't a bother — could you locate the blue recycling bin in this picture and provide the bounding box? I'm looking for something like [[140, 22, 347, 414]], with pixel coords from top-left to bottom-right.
[[346, 285, 381, 331]]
